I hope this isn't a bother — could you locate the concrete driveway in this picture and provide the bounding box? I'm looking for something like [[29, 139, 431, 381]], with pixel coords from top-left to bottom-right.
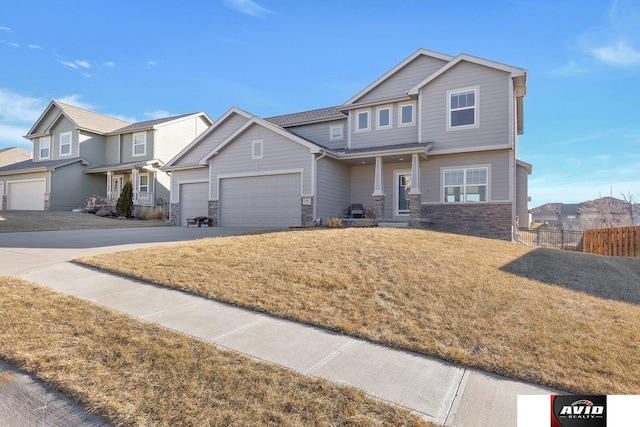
[[1, 226, 558, 426]]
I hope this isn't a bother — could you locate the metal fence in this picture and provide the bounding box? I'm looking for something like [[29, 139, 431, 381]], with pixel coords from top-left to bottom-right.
[[516, 227, 584, 251]]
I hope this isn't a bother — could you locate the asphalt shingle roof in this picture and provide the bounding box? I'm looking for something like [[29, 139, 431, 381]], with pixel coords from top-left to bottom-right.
[[111, 113, 196, 134], [55, 102, 130, 134], [0, 158, 86, 174], [266, 106, 346, 127]]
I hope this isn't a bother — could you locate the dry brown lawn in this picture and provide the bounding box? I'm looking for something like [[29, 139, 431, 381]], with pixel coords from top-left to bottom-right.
[[0, 211, 166, 233], [0, 276, 432, 427], [76, 228, 640, 395]]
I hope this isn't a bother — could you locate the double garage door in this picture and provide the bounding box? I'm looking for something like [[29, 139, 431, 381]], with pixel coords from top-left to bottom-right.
[[5, 180, 46, 210], [220, 174, 301, 227]]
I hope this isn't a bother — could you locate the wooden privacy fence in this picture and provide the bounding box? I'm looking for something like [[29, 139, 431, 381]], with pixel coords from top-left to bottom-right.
[[583, 226, 640, 257]]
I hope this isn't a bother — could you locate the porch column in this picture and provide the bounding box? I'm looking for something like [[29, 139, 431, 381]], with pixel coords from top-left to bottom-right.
[[106, 172, 113, 201], [131, 169, 139, 204], [372, 156, 385, 219], [408, 153, 422, 224]]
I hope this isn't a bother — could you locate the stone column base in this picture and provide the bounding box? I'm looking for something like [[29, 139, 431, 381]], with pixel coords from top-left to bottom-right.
[[301, 197, 313, 227], [44, 193, 50, 211], [373, 195, 385, 219], [208, 200, 219, 226], [409, 193, 421, 225], [169, 203, 180, 225]]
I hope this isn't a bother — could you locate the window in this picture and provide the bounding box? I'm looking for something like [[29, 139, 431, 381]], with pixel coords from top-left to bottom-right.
[[39, 136, 50, 159], [139, 174, 149, 192], [376, 106, 391, 129], [133, 132, 146, 156], [356, 109, 370, 132], [399, 103, 415, 126], [447, 87, 478, 130], [252, 139, 263, 159], [59, 132, 72, 156], [443, 167, 488, 202], [330, 125, 343, 140]]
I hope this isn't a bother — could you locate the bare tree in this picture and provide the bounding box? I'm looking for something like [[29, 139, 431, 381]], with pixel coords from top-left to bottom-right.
[[620, 192, 638, 225]]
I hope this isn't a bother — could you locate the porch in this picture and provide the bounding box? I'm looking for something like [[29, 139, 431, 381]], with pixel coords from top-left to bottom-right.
[[84, 160, 163, 207]]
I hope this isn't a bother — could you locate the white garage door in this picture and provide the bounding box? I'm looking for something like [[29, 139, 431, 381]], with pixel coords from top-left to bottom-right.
[[179, 182, 209, 226], [0, 183, 3, 210], [7, 180, 46, 210], [220, 174, 301, 227]]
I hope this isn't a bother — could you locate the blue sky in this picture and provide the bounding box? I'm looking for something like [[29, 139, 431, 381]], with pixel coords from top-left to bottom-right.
[[0, 0, 638, 206]]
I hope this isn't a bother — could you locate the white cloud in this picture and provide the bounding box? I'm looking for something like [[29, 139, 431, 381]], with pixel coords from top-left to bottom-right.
[[144, 110, 171, 120], [0, 26, 13, 33], [105, 61, 115, 67], [9, 42, 19, 48], [59, 60, 78, 69], [0, 89, 45, 123], [147, 60, 159, 67], [0, 123, 32, 148], [56, 95, 94, 110], [75, 60, 91, 69], [222, 0, 273, 17], [28, 44, 42, 50], [590, 40, 640, 67]]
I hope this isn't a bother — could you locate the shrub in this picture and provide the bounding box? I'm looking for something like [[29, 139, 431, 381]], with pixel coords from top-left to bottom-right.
[[116, 181, 134, 217], [326, 217, 343, 228]]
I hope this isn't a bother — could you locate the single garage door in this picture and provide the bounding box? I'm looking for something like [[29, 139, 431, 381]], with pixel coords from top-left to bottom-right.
[[179, 182, 209, 226], [220, 174, 301, 227], [0, 182, 3, 210], [7, 180, 46, 210]]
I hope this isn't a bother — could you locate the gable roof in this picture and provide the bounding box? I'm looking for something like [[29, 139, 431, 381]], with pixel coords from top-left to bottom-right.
[[109, 112, 212, 135], [344, 48, 454, 105], [163, 107, 253, 170], [407, 53, 527, 95], [265, 106, 346, 127], [26, 101, 131, 138]]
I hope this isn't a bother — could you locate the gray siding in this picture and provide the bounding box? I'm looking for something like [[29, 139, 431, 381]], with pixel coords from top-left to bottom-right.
[[287, 119, 348, 150], [50, 162, 104, 210], [209, 124, 313, 199], [421, 150, 512, 203], [120, 131, 155, 163], [154, 116, 210, 163], [421, 61, 511, 153], [515, 163, 529, 227], [154, 171, 171, 205], [315, 157, 350, 220], [175, 114, 249, 166], [51, 117, 77, 160], [170, 168, 209, 201], [78, 131, 106, 165], [350, 164, 375, 213], [32, 108, 59, 136], [349, 102, 419, 149], [105, 135, 120, 164], [356, 55, 447, 104]]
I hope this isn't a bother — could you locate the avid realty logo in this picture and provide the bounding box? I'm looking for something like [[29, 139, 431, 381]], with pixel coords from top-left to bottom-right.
[[551, 395, 606, 427]]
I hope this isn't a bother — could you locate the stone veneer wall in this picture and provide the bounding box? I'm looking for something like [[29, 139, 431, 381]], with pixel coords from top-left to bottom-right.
[[421, 202, 513, 241], [2, 195, 6, 210], [301, 198, 313, 227], [208, 200, 219, 226], [169, 203, 179, 225], [44, 193, 50, 211]]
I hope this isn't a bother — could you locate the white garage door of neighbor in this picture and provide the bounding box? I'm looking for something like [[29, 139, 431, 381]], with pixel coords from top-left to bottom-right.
[[7, 180, 46, 210], [179, 182, 209, 226], [220, 174, 301, 227], [0, 183, 3, 210]]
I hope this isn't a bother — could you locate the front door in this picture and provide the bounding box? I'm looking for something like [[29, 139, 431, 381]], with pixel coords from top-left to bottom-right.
[[395, 171, 411, 216], [112, 175, 124, 200]]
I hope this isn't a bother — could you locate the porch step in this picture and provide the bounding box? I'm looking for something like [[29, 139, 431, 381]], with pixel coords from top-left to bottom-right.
[[377, 221, 410, 228]]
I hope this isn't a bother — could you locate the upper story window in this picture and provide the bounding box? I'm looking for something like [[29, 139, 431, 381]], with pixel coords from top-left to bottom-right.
[[330, 125, 343, 140], [39, 136, 50, 159], [252, 139, 263, 159], [133, 132, 146, 156], [443, 166, 488, 202], [59, 132, 72, 156], [447, 86, 479, 131], [399, 102, 415, 126], [356, 109, 370, 132], [376, 105, 392, 130]]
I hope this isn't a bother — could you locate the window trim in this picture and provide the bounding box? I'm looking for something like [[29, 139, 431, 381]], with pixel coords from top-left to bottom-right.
[[39, 136, 51, 160], [441, 165, 489, 203], [355, 109, 370, 132], [329, 124, 343, 141], [252, 139, 264, 159], [376, 105, 392, 130], [138, 173, 149, 193], [399, 102, 416, 126], [59, 131, 72, 157], [446, 86, 479, 131], [132, 132, 147, 157]]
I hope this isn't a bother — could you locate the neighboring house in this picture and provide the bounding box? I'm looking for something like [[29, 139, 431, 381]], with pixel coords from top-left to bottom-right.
[[0, 101, 212, 212], [0, 147, 31, 167], [530, 197, 639, 228], [164, 48, 531, 240], [529, 203, 580, 226]]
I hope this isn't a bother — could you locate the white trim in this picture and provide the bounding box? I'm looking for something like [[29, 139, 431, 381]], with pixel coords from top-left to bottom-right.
[[446, 86, 479, 131], [372, 156, 385, 196], [398, 102, 416, 127], [329, 124, 343, 140], [440, 164, 491, 203], [252, 139, 264, 159], [417, 89, 423, 143], [39, 136, 51, 160], [132, 132, 147, 157], [428, 144, 510, 156], [355, 108, 370, 133], [376, 105, 392, 130], [393, 169, 412, 217], [59, 131, 72, 157], [347, 112, 352, 148]]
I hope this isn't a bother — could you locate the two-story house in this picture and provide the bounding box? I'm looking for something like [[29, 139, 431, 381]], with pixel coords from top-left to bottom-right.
[[0, 101, 212, 213], [163, 48, 531, 240]]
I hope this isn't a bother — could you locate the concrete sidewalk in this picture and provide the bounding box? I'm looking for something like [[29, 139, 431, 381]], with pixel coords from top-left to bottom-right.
[[1, 227, 558, 426]]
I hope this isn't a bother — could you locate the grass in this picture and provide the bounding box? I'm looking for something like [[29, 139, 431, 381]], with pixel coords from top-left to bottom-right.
[[0, 276, 432, 427], [76, 228, 640, 395], [0, 210, 166, 233]]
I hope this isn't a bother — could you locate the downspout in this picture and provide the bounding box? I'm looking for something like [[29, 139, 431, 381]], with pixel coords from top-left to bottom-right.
[[313, 150, 328, 222]]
